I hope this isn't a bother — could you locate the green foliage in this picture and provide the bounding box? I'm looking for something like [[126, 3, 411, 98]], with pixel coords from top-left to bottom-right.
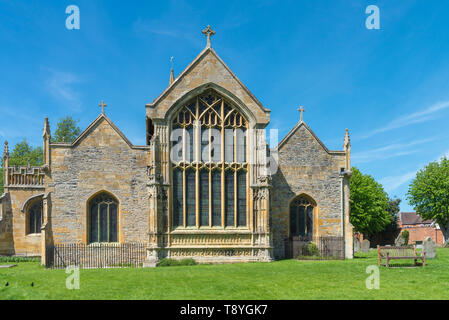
[[307, 242, 319, 256], [8, 140, 43, 167], [401, 230, 409, 246], [3, 249, 449, 299], [0, 256, 40, 263], [350, 167, 391, 236], [407, 157, 449, 242], [53, 116, 81, 143], [157, 258, 197, 267]]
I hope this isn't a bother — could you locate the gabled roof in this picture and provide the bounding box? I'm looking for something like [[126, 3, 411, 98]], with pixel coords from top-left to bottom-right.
[[145, 47, 270, 124], [399, 212, 433, 225], [275, 120, 345, 155], [50, 113, 149, 150], [147, 47, 269, 113]]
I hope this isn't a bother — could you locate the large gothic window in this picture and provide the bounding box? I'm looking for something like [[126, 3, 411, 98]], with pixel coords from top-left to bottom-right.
[[27, 200, 42, 234], [171, 90, 248, 228], [88, 193, 118, 243], [290, 195, 315, 238]]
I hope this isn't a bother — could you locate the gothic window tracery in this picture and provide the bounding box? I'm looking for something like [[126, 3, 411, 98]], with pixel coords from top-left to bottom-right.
[[88, 193, 118, 243], [290, 195, 315, 238], [171, 90, 248, 228]]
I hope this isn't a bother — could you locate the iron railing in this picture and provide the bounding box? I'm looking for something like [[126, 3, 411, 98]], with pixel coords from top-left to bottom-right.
[[45, 243, 148, 269], [284, 236, 345, 260]]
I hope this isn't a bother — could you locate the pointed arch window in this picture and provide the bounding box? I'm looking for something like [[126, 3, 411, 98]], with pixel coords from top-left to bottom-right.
[[290, 195, 315, 238], [171, 90, 248, 229], [27, 200, 42, 235], [88, 193, 118, 243]]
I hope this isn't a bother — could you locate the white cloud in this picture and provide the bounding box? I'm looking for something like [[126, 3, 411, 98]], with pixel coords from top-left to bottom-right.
[[45, 69, 82, 111], [352, 138, 434, 164], [361, 100, 449, 139], [380, 170, 417, 193]]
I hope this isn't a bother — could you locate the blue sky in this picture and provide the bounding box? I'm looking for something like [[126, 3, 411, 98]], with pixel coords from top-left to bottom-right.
[[1, 0, 449, 211]]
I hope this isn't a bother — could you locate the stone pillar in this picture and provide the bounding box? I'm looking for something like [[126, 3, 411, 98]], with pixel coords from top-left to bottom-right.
[[40, 192, 52, 266], [3, 141, 9, 193], [342, 172, 353, 259]]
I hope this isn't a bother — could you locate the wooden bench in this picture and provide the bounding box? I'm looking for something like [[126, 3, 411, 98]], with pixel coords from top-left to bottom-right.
[[377, 245, 426, 267]]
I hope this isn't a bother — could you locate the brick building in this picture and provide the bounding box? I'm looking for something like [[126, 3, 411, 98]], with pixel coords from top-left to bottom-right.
[[0, 26, 354, 265], [398, 212, 444, 245]]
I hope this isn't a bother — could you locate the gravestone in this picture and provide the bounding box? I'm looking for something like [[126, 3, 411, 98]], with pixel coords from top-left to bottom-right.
[[353, 237, 361, 253], [361, 239, 370, 253], [395, 233, 405, 246], [423, 236, 436, 259]]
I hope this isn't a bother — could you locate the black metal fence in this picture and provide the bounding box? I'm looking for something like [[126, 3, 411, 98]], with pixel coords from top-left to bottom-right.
[[45, 243, 148, 269], [285, 236, 345, 260]]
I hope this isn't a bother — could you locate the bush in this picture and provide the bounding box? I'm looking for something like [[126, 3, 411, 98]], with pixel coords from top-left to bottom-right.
[[157, 258, 197, 267], [307, 242, 320, 256], [0, 256, 40, 263], [401, 230, 409, 246]]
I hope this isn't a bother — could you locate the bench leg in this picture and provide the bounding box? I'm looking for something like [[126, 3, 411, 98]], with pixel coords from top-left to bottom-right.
[[414, 258, 417, 266], [423, 257, 426, 267], [386, 257, 389, 268]]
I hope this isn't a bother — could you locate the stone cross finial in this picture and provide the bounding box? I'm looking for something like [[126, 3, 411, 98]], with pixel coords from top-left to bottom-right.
[[202, 25, 216, 48], [99, 100, 107, 114], [298, 106, 305, 122]]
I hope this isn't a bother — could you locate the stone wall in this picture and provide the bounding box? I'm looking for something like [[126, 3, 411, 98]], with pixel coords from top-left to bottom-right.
[[271, 123, 347, 259], [0, 189, 44, 255], [47, 116, 150, 244]]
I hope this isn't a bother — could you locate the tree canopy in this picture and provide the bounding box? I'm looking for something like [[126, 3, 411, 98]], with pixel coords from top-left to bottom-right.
[[53, 116, 81, 143], [407, 157, 449, 243], [350, 167, 391, 236]]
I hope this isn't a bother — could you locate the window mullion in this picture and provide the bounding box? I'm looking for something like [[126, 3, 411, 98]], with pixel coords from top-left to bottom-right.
[[221, 100, 225, 228]]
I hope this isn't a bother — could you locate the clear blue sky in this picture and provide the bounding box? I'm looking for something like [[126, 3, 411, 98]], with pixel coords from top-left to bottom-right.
[[1, 0, 449, 211]]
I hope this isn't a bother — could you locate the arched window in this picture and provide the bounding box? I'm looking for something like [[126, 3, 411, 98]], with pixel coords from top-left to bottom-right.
[[27, 200, 42, 234], [88, 193, 118, 243], [171, 90, 248, 228], [290, 195, 315, 238]]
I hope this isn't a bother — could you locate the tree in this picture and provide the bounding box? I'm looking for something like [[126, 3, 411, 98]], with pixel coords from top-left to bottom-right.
[[0, 140, 43, 194], [350, 167, 391, 236], [407, 157, 449, 244], [53, 116, 81, 143]]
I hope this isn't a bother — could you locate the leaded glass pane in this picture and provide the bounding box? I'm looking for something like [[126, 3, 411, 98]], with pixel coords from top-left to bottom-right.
[[187, 126, 194, 162], [225, 171, 235, 227], [224, 129, 234, 162], [236, 128, 246, 163], [200, 170, 209, 226], [90, 203, 98, 243], [290, 206, 298, 237], [237, 171, 247, 227], [212, 170, 221, 226], [172, 168, 183, 227], [109, 203, 118, 242], [306, 206, 314, 237], [186, 169, 196, 226], [99, 203, 108, 242], [298, 206, 306, 237]]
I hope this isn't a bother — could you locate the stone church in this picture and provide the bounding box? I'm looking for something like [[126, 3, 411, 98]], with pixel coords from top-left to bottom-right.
[[0, 26, 353, 266]]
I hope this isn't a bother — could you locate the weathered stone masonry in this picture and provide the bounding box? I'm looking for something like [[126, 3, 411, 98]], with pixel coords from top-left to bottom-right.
[[0, 30, 354, 262]]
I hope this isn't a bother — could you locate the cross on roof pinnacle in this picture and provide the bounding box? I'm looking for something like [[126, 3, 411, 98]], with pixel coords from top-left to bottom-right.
[[202, 25, 216, 48], [298, 106, 305, 122], [99, 100, 107, 115]]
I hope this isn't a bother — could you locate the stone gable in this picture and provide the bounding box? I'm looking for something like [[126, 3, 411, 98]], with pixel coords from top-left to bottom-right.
[[146, 48, 270, 125]]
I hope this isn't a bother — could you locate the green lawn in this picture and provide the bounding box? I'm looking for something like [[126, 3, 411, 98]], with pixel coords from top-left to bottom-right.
[[1, 249, 449, 300]]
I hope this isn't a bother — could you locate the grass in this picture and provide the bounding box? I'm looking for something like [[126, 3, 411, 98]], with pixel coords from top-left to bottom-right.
[[1, 248, 449, 300]]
